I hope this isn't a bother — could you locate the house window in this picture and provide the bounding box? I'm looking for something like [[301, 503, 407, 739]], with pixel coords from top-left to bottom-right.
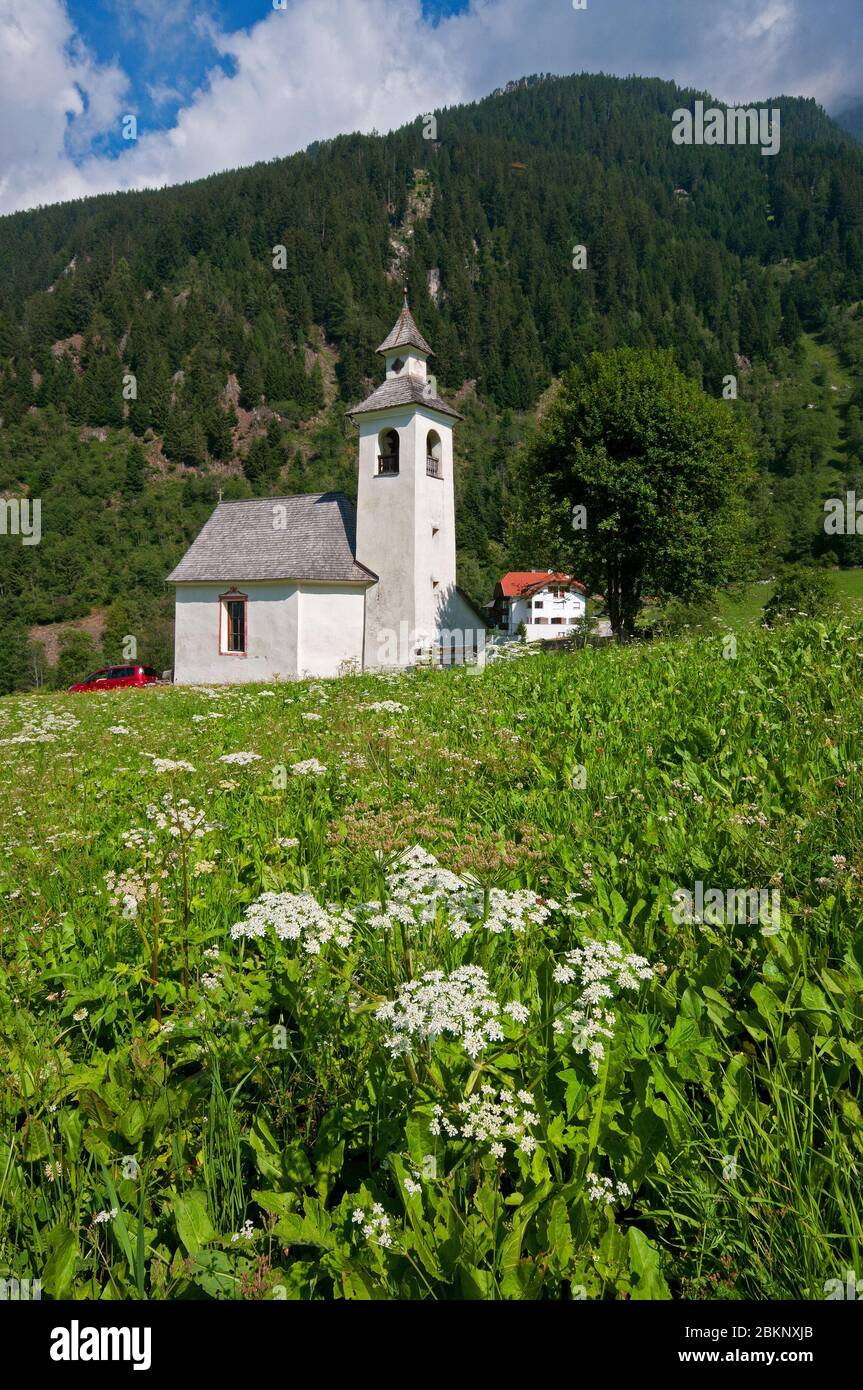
[[220, 592, 248, 654], [533, 600, 544, 610], [391, 357, 406, 374]]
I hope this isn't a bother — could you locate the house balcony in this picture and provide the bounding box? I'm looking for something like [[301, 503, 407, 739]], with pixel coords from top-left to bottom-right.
[[377, 454, 399, 475], [426, 455, 442, 478]]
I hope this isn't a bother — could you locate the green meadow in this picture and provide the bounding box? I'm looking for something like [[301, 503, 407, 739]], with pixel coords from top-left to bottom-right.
[[1, 621, 861, 1299]]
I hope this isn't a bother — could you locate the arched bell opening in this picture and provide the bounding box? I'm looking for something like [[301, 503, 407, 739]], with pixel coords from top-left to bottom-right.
[[377, 428, 400, 475], [426, 429, 442, 479]]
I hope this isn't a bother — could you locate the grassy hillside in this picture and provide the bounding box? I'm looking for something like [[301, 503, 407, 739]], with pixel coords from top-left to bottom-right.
[[713, 570, 863, 630], [1, 621, 861, 1299]]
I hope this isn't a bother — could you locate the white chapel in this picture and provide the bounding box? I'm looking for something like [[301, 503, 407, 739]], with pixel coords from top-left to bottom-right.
[[167, 298, 484, 682]]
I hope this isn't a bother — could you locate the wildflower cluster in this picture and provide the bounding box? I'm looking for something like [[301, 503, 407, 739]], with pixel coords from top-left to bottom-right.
[[586, 1172, 631, 1205], [553, 939, 655, 1073], [374, 846, 558, 938], [376, 964, 521, 1059], [291, 758, 327, 777], [730, 804, 770, 829], [352, 1204, 394, 1249], [230, 891, 355, 952], [104, 868, 155, 919], [432, 1084, 541, 1159], [0, 710, 79, 747], [145, 794, 214, 838], [815, 852, 859, 890]]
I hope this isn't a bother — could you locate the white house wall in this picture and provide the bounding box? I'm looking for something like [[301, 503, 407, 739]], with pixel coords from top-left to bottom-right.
[[173, 581, 366, 684], [298, 584, 367, 679], [507, 589, 586, 639]]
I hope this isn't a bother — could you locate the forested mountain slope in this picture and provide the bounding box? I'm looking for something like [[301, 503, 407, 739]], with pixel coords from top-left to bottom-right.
[[1, 72, 863, 686]]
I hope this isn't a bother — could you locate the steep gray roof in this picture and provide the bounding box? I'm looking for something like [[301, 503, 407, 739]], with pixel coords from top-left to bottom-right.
[[347, 374, 463, 420], [166, 492, 377, 585], [376, 307, 434, 357]]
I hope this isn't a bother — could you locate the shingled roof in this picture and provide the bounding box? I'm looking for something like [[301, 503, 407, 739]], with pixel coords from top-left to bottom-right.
[[166, 493, 377, 585], [347, 374, 463, 420], [376, 305, 433, 357]]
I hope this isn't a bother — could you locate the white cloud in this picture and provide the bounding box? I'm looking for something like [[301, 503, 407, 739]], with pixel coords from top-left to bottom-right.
[[0, 0, 860, 215], [0, 0, 128, 210], [115, 0, 200, 55], [146, 82, 185, 109]]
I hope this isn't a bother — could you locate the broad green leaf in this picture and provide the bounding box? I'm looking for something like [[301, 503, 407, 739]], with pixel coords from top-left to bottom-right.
[[42, 1228, 79, 1299], [172, 1189, 214, 1255], [628, 1227, 671, 1300]]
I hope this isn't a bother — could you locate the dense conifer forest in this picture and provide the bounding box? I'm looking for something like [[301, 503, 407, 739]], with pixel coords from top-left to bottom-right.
[[2, 71, 863, 687]]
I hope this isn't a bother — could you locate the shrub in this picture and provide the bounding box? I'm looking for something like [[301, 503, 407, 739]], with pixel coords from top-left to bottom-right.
[[763, 566, 834, 625]]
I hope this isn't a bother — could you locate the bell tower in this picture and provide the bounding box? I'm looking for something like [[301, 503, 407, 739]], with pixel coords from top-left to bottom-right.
[[349, 293, 464, 669]]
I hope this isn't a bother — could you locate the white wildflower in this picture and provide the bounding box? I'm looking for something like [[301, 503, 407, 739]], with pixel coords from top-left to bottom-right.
[[554, 939, 655, 1074], [91, 1208, 117, 1225], [230, 892, 354, 952], [290, 759, 326, 777], [352, 1205, 394, 1249], [504, 1001, 530, 1024], [376, 965, 510, 1059], [150, 758, 196, 774], [586, 1172, 631, 1206]]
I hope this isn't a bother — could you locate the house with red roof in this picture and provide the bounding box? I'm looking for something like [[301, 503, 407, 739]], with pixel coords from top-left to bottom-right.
[[490, 572, 587, 641]]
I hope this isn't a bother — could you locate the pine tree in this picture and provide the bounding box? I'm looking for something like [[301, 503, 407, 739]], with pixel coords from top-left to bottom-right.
[[125, 440, 147, 495]]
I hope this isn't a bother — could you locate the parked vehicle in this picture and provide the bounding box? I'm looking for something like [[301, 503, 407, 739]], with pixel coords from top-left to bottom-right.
[[68, 664, 160, 693]]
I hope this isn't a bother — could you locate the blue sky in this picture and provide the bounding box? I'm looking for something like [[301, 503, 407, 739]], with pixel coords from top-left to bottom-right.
[[8, 0, 474, 173], [1, 0, 861, 214], [63, 0, 472, 156]]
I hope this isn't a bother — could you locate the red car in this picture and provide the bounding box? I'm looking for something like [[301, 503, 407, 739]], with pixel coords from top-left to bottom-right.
[[68, 664, 160, 693]]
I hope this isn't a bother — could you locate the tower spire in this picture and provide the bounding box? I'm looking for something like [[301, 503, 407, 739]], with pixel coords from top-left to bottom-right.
[[375, 297, 434, 358]]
